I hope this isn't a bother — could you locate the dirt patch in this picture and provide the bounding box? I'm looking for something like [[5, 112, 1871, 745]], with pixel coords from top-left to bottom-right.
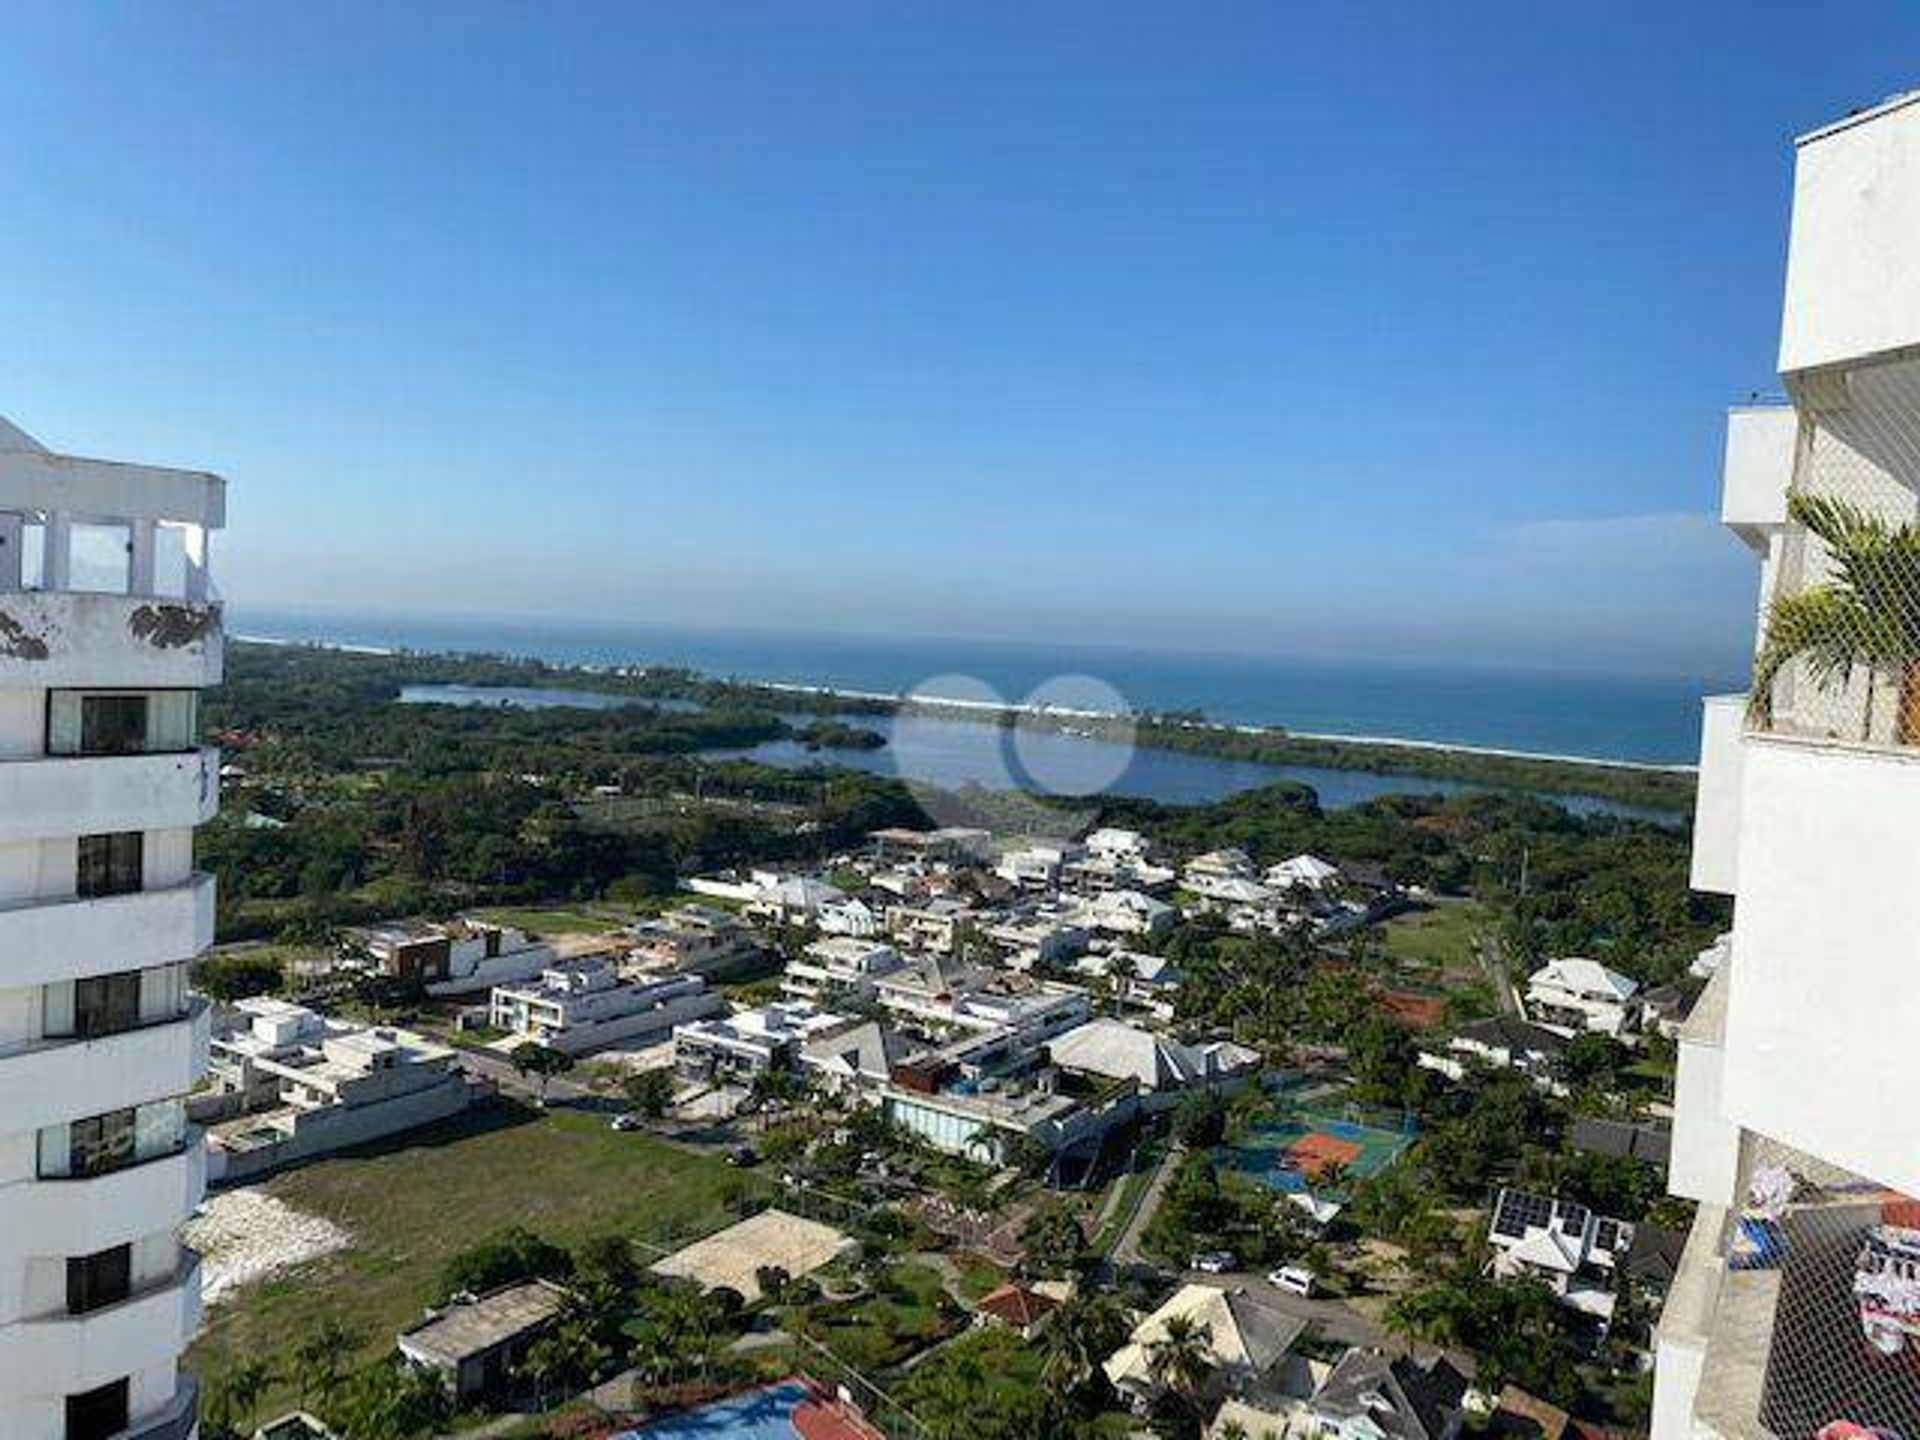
[[128, 602, 218, 648], [185, 1187, 354, 1305], [0, 610, 49, 660]]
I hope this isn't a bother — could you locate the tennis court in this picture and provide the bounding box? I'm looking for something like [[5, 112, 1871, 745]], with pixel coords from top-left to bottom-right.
[[1220, 1111, 1416, 1196]]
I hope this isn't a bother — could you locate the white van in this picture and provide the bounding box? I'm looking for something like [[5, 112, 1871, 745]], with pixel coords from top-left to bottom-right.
[[1268, 1265, 1317, 1297]]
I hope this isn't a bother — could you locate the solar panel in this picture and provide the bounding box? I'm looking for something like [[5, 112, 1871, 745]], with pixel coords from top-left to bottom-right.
[[1594, 1218, 1622, 1252], [1492, 1190, 1555, 1239], [1558, 1201, 1590, 1234]]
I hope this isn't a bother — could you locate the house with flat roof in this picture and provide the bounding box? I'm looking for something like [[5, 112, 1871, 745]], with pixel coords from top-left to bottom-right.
[[355, 918, 556, 997], [397, 1279, 570, 1403], [672, 1001, 851, 1081], [627, 904, 760, 976], [782, 936, 904, 1003], [202, 998, 475, 1182], [489, 959, 725, 1057]]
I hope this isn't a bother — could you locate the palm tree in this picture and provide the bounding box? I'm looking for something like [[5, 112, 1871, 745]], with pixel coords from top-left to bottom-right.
[[1146, 1314, 1214, 1413], [292, 1317, 359, 1411], [1043, 1291, 1128, 1392], [215, 1358, 275, 1436], [1751, 493, 1920, 743]]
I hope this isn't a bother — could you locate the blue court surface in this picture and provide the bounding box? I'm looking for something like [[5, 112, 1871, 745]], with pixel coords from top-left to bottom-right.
[[617, 1381, 836, 1439]]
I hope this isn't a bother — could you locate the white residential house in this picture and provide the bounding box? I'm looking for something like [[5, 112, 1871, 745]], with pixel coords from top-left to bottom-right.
[[782, 936, 905, 1003], [815, 895, 882, 938], [1265, 853, 1342, 893], [1487, 1189, 1633, 1327], [1524, 957, 1640, 1037], [1074, 887, 1176, 938], [357, 919, 556, 998], [1046, 1018, 1258, 1099], [672, 1001, 850, 1081], [1655, 90, 1920, 1440], [201, 999, 473, 1182], [1184, 847, 1255, 885], [1417, 1016, 1570, 1095], [489, 960, 724, 1057], [1084, 827, 1153, 864], [0, 418, 224, 1440], [996, 842, 1079, 889]]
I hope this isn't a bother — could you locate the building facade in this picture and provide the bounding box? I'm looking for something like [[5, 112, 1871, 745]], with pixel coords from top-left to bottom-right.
[[1657, 91, 1920, 1439], [0, 419, 223, 1440]]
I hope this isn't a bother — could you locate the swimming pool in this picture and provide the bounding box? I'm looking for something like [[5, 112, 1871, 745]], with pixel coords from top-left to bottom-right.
[[616, 1380, 881, 1439]]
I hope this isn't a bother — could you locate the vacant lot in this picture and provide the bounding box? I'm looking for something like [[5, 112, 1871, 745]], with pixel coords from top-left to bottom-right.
[[1381, 899, 1491, 980], [188, 1102, 753, 1411]]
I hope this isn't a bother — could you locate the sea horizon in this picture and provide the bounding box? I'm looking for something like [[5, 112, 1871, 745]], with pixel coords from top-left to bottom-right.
[[231, 606, 1741, 767]]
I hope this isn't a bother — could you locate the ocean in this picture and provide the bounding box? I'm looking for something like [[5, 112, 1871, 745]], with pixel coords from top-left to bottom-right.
[[241, 608, 1735, 767]]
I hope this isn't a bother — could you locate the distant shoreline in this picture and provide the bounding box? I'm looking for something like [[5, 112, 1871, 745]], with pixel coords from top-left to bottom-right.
[[235, 631, 1698, 804]]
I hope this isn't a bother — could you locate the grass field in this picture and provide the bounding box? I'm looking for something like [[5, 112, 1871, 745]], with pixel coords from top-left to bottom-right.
[[1381, 899, 1492, 977], [469, 902, 636, 935], [188, 1102, 755, 1412]]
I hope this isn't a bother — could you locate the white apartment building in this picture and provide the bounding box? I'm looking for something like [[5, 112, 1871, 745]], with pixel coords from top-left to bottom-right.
[[489, 960, 724, 1057], [782, 936, 904, 1003], [0, 419, 223, 1440], [1657, 90, 1920, 1440]]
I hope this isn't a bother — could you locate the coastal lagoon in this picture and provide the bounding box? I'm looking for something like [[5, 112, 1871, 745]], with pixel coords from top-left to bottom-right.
[[402, 682, 1681, 822]]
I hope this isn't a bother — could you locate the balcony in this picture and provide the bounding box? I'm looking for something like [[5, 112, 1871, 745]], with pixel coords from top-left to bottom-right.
[[0, 747, 218, 843], [0, 1136, 205, 1258], [0, 590, 222, 690], [1656, 1138, 1920, 1440], [0, 874, 215, 989], [1669, 961, 1739, 1206], [0, 1255, 203, 1403], [3, 999, 209, 1137], [1779, 90, 1920, 378], [1690, 695, 1745, 897], [1720, 406, 1797, 554]]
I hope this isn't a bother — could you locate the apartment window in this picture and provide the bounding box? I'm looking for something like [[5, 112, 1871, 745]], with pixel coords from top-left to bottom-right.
[[64, 1377, 129, 1440], [66, 1243, 132, 1316], [77, 831, 144, 898], [47, 690, 197, 756], [73, 971, 143, 1039], [38, 1098, 186, 1180]]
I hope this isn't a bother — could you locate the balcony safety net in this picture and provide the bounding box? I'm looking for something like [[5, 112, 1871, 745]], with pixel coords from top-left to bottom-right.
[[1694, 1132, 1920, 1440], [1753, 356, 1920, 748]]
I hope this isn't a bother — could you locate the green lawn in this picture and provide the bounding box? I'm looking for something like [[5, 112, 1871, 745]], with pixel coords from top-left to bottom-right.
[[189, 1103, 755, 1412], [469, 902, 634, 935], [1381, 900, 1491, 977], [785, 1262, 960, 1373]]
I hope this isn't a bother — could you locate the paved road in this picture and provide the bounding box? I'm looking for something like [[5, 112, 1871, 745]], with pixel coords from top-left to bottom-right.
[[455, 1047, 598, 1107], [1110, 1145, 1182, 1266]]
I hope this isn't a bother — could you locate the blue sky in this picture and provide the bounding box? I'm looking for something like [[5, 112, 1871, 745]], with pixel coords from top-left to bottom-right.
[[2, 2, 1916, 678]]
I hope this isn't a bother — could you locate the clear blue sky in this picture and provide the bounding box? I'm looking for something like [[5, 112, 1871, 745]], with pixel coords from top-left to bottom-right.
[[3, 2, 1916, 678]]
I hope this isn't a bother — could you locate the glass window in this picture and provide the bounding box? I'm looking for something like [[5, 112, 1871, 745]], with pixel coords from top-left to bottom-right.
[[47, 692, 198, 756], [67, 1108, 136, 1178], [73, 972, 143, 1039], [65, 1244, 131, 1315], [65, 1377, 129, 1440], [76, 832, 143, 898]]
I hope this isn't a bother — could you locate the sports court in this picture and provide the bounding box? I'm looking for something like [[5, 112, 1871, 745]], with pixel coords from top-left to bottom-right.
[[1220, 1110, 1415, 1196]]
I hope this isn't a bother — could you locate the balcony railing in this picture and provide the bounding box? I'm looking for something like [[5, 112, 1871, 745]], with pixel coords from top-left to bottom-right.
[[1684, 1133, 1920, 1439], [1748, 356, 1920, 752], [0, 510, 213, 603]]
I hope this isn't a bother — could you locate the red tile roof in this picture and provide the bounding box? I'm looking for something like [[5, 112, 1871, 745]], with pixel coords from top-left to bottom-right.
[[975, 1282, 1060, 1328]]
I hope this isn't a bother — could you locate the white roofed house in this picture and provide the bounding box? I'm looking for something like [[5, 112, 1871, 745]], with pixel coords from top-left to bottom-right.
[[996, 841, 1079, 890], [357, 917, 556, 997], [1074, 887, 1177, 938], [1046, 1018, 1258, 1110], [782, 936, 904, 1003], [672, 1000, 850, 1082], [489, 958, 725, 1057], [1487, 1188, 1634, 1329], [746, 872, 845, 923], [1265, 853, 1342, 893], [798, 1018, 911, 1094], [815, 894, 882, 938], [1524, 957, 1641, 1038]]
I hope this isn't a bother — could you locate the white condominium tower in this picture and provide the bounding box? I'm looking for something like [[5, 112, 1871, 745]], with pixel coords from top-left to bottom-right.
[[1658, 92, 1920, 1437], [0, 420, 222, 1440]]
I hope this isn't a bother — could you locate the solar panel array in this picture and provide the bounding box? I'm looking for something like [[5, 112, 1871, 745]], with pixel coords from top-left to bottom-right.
[[1491, 1189, 1555, 1239]]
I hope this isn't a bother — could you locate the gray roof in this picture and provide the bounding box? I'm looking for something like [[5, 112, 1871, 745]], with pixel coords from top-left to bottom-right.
[[1455, 1016, 1568, 1057], [398, 1280, 569, 1366], [1569, 1116, 1671, 1167], [1313, 1350, 1468, 1440]]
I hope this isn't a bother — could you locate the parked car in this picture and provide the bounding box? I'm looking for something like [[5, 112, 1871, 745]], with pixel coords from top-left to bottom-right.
[[728, 1144, 760, 1167], [1269, 1265, 1317, 1297], [610, 1112, 645, 1132], [1191, 1251, 1237, 1274]]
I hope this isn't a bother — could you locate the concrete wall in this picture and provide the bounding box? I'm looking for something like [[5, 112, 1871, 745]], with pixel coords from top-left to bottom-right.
[[211, 1078, 473, 1185], [1780, 92, 1920, 376], [1689, 697, 1746, 897], [1725, 736, 1920, 1194]]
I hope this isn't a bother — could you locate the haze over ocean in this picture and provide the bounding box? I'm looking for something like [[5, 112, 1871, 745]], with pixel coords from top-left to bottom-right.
[[235, 608, 1739, 766]]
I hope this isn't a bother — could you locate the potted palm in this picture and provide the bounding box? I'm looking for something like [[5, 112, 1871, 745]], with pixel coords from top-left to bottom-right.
[[1750, 494, 1920, 745]]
